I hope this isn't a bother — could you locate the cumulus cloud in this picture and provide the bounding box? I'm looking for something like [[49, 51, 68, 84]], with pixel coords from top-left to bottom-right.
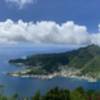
[[5, 0, 37, 9], [0, 19, 100, 45]]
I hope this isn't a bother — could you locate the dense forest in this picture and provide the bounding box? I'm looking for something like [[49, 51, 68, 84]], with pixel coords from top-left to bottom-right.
[[0, 87, 100, 100]]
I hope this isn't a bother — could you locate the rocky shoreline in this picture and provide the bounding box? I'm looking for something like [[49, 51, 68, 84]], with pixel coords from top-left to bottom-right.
[[7, 70, 97, 83]]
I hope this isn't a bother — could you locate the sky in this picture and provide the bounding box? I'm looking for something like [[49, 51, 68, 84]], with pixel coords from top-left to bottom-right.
[[0, 0, 100, 45]]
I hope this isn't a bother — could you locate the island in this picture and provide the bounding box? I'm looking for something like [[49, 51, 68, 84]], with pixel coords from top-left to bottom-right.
[[8, 44, 100, 82]]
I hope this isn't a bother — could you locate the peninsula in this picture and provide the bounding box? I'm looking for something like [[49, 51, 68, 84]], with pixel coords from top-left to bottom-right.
[[8, 44, 100, 82]]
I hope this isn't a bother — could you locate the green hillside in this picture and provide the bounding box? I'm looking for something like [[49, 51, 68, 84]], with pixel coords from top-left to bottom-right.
[[9, 44, 100, 78]]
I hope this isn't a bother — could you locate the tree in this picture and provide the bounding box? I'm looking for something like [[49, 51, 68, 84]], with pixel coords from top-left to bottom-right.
[[44, 87, 70, 100], [32, 91, 41, 100]]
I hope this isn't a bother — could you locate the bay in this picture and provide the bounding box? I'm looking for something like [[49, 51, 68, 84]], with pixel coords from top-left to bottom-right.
[[0, 43, 99, 97]]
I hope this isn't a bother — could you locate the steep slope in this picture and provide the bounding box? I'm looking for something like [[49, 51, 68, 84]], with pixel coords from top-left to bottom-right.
[[9, 44, 100, 77]]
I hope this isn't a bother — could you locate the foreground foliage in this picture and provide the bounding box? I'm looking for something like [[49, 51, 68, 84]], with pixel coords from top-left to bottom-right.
[[0, 87, 100, 100]]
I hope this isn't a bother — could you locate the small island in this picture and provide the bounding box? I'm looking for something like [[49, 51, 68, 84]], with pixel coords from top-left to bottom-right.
[[8, 44, 100, 82]]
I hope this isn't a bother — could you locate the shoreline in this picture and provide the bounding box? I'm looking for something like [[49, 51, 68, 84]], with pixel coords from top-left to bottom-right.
[[7, 71, 98, 83]]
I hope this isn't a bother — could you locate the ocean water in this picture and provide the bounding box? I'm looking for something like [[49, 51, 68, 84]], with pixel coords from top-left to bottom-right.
[[0, 44, 100, 97]]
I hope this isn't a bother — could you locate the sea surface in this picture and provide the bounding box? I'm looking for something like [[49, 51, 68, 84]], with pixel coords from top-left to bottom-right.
[[0, 43, 100, 97]]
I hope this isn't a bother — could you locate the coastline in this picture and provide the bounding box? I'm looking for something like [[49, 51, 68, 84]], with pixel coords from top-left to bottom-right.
[[7, 70, 98, 83]]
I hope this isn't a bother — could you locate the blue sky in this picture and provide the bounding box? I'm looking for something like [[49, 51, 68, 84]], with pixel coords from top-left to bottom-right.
[[0, 0, 100, 32], [0, 0, 100, 45]]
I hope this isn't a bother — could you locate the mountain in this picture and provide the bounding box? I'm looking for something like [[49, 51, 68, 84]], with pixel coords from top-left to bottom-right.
[[9, 44, 100, 79]]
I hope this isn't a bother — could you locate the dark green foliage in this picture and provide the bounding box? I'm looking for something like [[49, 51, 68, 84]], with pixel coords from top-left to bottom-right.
[[9, 52, 69, 73], [43, 87, 70, 100], [32, 87, 100, 100], [32, 91, 41, 100], [0, 87, 99, 100], [70, 87, 87, 100], [9, 45, 100, 75]]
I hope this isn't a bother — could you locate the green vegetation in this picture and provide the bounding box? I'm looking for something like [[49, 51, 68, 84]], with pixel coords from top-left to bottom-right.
[[0, 87, 99, 100], [9, 44, 100, 79]]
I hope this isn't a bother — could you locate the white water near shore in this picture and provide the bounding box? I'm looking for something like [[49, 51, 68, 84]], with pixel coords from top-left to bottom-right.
[[8, 70, 97, 83]]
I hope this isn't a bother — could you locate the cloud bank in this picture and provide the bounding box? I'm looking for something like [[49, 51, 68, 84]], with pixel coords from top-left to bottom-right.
[[0, 19, 100, 45], [5, 0, 36, 9]]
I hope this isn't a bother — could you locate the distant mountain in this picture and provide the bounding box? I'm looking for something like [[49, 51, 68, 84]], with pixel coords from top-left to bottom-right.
[[9, 44, 100, 79]]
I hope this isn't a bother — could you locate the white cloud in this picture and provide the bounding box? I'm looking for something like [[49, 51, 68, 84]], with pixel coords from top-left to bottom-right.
[[5, 0, 36, 9], [0, 19, 100, 45]]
